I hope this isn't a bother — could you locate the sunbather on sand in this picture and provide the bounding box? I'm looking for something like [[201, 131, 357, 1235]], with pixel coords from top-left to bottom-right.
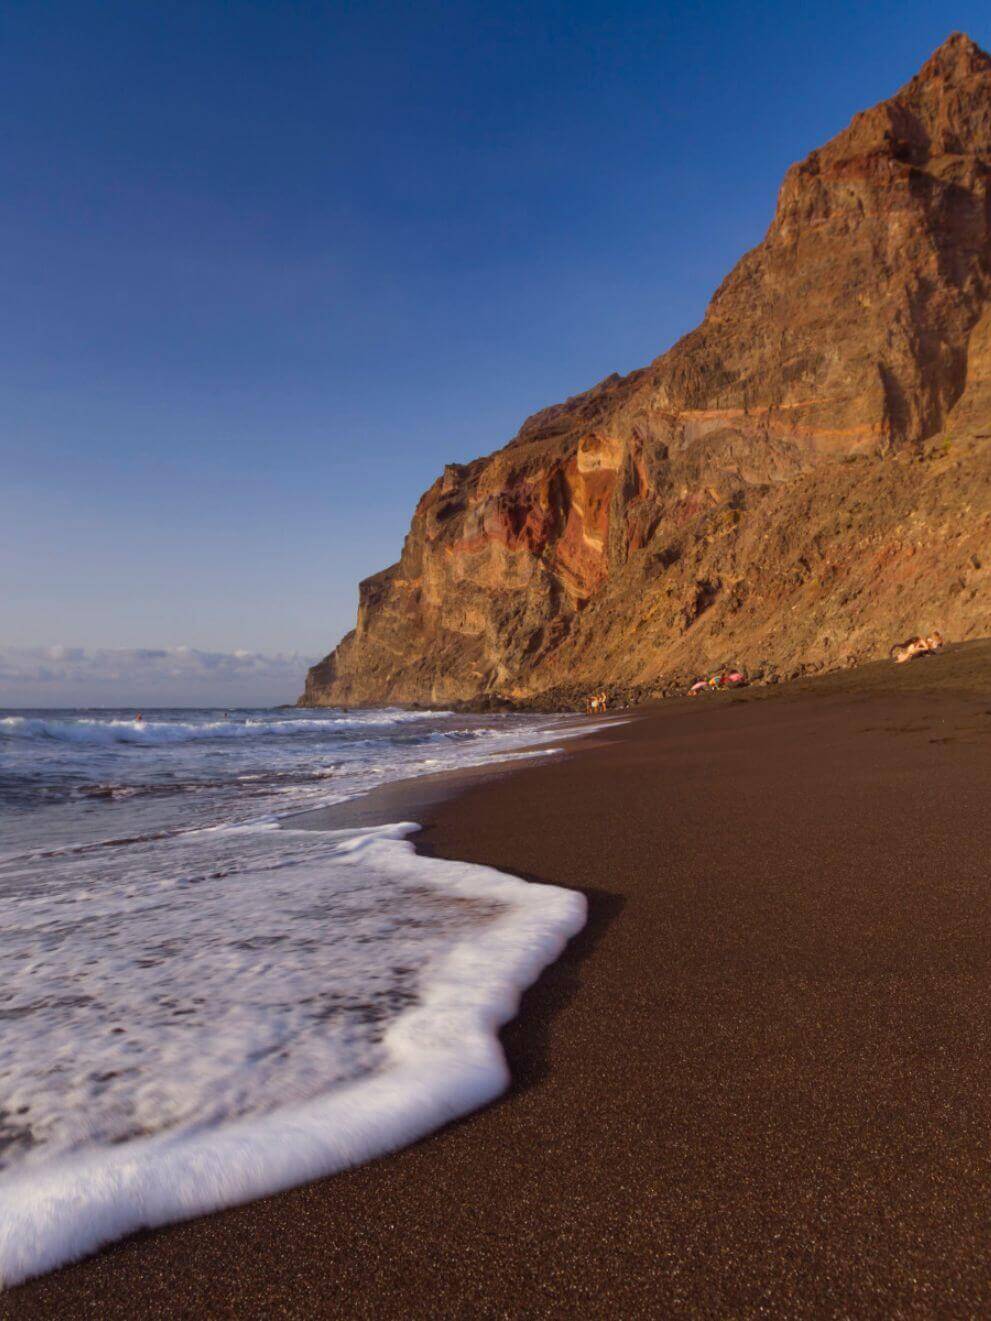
[[892, 631, 945, 664], [893, 639, 920, 664]]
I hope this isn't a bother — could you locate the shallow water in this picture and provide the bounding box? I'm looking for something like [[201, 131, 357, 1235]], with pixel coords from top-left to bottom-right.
[[0, 706, 588, 1284]]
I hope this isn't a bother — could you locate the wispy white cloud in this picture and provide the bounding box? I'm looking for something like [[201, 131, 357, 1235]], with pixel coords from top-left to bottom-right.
[[0, 645, 316, 707]]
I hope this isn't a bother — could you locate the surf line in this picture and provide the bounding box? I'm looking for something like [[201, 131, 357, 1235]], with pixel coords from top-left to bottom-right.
[[0, 823, 586, 1287]]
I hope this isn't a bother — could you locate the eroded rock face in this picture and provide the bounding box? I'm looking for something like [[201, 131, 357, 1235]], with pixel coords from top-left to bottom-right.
[[303, 33, 991, 707]]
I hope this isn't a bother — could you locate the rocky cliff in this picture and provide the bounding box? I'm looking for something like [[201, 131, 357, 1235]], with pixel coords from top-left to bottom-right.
[[303, 33, 991, 707]]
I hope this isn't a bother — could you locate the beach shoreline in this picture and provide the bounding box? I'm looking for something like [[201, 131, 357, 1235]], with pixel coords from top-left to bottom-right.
[[8, 642, 991, 1316], [281, 712, 625, 834]]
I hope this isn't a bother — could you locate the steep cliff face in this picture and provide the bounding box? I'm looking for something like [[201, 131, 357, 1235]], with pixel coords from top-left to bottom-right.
[[304, 34, 991, 707]]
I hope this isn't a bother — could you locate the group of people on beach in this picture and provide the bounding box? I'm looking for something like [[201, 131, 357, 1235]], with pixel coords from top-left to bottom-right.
[[583, 631, 946, 716], [688, 670, 747, 696]]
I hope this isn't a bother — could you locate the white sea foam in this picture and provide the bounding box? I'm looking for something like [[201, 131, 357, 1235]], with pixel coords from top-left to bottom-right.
[[0, 705, 602, 1285], [0, 823, 586, 1287]]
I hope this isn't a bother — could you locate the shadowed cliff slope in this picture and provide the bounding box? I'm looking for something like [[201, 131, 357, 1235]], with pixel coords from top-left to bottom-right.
[[304, 34, 991, 707]]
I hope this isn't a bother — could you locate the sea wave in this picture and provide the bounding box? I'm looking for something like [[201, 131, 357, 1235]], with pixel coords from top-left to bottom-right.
[[0, 711, 450, 747]]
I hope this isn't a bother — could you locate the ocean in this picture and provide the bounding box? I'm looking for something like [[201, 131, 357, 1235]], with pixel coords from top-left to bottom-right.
[[0, 706, 588, 1284]]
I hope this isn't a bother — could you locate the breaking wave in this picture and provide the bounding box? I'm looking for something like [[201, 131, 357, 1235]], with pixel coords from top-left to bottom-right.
[[0, 711, 448, 747]]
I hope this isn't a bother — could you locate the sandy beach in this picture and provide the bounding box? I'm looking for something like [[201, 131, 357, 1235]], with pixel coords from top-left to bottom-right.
[[8, 642, 991, 1316]]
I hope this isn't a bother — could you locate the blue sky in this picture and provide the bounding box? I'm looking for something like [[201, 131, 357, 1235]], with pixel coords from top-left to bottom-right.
[[2, 1, 987, 705]]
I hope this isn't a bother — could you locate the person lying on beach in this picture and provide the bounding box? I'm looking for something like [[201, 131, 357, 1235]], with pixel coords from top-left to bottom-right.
[[690, 676, 721, 694], [892, 631, 945, 664], [689, 676, 719, 695]]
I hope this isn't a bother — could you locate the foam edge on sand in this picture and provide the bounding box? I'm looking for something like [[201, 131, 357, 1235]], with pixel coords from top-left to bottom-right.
[[0, 824, 586, 1288]]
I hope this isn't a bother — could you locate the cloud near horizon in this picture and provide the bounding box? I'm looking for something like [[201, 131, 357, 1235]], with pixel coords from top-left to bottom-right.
[[0, 645, 317, 707]]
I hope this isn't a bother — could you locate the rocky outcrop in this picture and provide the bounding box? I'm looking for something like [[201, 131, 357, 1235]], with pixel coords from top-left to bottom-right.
[[303, 34, 991, 707]]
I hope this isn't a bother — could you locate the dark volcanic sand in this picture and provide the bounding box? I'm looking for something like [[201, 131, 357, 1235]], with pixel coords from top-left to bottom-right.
[[8, 643, 991, 1317]]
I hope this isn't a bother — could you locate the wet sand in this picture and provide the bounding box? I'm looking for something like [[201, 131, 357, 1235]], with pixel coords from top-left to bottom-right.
[[8, 643, 991, 1316]]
